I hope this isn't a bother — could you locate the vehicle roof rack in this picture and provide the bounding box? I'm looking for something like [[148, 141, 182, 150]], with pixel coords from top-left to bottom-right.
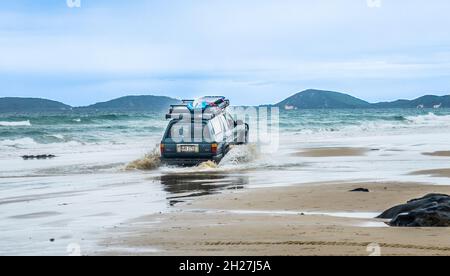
[[166, 96, 230, 120]]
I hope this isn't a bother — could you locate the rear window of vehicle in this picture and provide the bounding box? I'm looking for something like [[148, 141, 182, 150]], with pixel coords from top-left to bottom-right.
[[166, 121, 212, 142]]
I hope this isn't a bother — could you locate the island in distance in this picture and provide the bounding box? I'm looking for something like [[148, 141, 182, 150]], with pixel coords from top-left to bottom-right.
[[1, 89, 449, 113]]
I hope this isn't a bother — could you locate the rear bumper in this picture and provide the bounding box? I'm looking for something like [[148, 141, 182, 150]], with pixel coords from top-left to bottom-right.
[[161, 154, 223, 167]]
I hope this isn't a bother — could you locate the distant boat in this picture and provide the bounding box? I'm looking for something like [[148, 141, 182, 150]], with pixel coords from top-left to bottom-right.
[[284, 105, 296, 110]]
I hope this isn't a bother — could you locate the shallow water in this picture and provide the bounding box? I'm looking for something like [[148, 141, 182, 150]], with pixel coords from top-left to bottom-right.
[[224, 210, 381, 219], [1, 108, 450, 255]]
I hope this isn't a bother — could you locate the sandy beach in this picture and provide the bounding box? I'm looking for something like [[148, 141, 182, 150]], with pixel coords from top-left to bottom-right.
[[3, 118, 450, 255], [100, 180, 450, 256]]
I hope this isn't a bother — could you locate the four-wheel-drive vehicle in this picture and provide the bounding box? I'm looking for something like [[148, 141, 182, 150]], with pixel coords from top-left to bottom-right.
[[160, 96, 249, 166]]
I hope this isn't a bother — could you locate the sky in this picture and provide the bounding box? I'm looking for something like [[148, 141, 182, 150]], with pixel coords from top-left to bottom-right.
[[1, 0, 450, 106]]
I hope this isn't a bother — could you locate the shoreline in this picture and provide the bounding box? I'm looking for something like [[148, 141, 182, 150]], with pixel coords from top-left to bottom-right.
[[100, 181, 450, 256]]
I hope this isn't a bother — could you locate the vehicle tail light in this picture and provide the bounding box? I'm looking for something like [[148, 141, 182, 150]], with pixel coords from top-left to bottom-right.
[[211, 143, 218, 154], [160, 143, 165, 154]]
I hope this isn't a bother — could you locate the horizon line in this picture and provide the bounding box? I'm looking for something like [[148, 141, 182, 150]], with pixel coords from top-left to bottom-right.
[[1, 89, 450, 108]]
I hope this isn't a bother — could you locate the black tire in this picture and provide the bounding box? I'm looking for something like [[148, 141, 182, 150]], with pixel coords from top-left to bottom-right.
[[244, 123, 249, 144], [235, 124, 249, 145]]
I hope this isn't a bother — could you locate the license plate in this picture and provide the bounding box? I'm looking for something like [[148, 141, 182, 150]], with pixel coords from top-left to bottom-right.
[[177, 145, 198, 153]]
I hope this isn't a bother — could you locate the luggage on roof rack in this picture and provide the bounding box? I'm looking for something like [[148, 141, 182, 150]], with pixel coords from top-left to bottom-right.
[[165, 96, 230, 120], [182, 99, 194, 104], [165, 104, 191, 120]]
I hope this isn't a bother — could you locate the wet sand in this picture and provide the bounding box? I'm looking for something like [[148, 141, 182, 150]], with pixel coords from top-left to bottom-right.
[[412, 168, 450, 178], [101, 182, 450, 256], [295, 147, 370, 157], [409, 150, 450, 178], [9, 211, 62, 220], [423, 151, 450, 157]]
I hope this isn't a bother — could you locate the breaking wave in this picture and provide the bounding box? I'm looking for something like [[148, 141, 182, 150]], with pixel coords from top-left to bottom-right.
[[405, 112, 450, 125], [0, 138, 37, 147], [285, 112, 450, 136], [0, 120, 31, 127]]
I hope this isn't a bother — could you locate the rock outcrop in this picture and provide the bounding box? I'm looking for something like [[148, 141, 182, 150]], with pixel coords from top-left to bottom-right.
[[378, 194, 450, 227]]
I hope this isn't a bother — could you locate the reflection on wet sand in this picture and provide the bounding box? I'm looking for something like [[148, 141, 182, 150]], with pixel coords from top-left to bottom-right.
[[295, 147, 370, 157], [159, 173, 248, 206], [411, 168, 450, 178], [423, 151, 450, 157]]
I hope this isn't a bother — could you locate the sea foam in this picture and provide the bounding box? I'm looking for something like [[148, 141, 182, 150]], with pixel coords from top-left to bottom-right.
[[0, 138, 37, 147], [0, 120, 31, 127], [406, 112, 450, 125]]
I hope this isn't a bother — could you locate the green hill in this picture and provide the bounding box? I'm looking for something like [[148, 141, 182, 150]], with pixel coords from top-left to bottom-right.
[[80, 95, 180, 111], [3, 92, 450, 113], [374, 95, 450, 108], [277, 89, 371, 109], [0, 97, 71, 113]]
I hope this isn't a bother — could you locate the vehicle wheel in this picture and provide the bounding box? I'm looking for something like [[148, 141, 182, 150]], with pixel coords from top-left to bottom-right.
[[244, 124, 249, 144], [236, 130, 245, 145], [236, 124, 249, 145]]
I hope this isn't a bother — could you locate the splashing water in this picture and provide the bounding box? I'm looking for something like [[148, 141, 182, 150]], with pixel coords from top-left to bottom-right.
[[219, 144, 260, 167], [163, 144, 261, 173], [196, 160, 219, 169], [126, 147, 161, 171]]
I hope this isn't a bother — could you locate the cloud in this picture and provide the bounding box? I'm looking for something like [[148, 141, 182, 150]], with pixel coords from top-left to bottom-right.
[[1, 0, 450, 104]]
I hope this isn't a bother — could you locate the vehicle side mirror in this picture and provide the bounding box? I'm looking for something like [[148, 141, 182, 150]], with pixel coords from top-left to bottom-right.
[[235, 120, 244, 127]]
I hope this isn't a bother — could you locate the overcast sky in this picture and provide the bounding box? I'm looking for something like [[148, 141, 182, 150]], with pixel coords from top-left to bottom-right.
[[1, 0, 450, 106]]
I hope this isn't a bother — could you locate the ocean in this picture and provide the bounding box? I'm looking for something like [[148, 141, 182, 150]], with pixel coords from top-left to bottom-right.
[[1, 108, 450, 255], [2, 108, 450, 150]]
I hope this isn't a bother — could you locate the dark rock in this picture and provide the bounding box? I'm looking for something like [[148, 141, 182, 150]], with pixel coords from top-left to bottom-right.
[[350, 188, 370, 193], [408, 193, 449, 203], [390, 205, 450, 227], [22, 155, 56, 160], [378, 194, 450, 227], [378, 194, 450, 219], [169, 200, 184, 206], [49, 238, 55, 242]]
